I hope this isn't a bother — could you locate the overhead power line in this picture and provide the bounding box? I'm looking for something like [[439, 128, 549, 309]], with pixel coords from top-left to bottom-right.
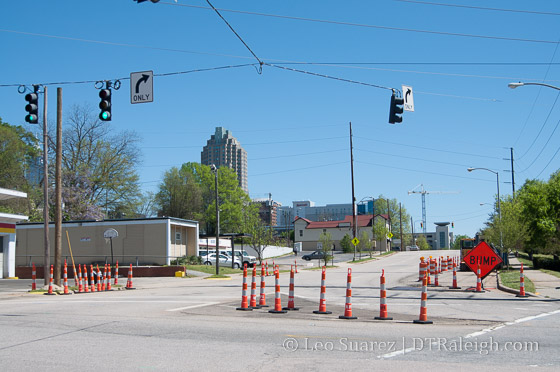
[[394, 0, 560, 17], [355, 136, 504, 160], [158, 1, 559, 44]]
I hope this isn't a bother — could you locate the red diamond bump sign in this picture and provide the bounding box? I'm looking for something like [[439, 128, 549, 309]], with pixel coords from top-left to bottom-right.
[[463, 241, 503, 279]]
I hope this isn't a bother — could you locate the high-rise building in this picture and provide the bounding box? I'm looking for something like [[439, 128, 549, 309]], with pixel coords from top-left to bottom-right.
[[201, 127, 248, 193]]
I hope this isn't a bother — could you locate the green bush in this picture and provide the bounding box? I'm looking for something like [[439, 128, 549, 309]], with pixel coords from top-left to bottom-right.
[[171, 255, 202, 265], [532, 256, 560, 271]]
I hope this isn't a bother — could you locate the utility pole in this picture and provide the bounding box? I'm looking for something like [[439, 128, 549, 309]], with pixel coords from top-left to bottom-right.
[[54, 88, 62, 286], [399, 203, 403, 251], [42, 86, 50, 286], [386, 199, 391, 251], [510, 147, 515, 198], [349, 122, 357, 261]]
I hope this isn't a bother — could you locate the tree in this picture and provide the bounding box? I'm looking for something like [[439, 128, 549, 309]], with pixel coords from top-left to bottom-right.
[[416, 235, 430, 250], [242, 203, 273, 263], [373, 195, 411, 239], [54, 104, 142, 219], [0, 118, 42, 218], [452, 235, 471, 250], [340, 234, 353, 253], [483, 195, 527, 255], [177, 163, 251, 234], [358, 230, 372, 258], [156, 166, 203, 221], [318, 232, 334, 266], [372, 217, 389, 252]]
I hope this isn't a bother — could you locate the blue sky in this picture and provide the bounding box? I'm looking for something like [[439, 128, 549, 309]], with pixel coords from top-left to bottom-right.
[[1, 0, 559, 238]]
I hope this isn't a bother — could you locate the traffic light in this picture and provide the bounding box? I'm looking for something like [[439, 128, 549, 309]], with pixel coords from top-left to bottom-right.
[[420, 222, 423, 228], [451, 222, 454, 228], [388, 91, 404, 124], [24, 89, 39, 124], [135, 0, 160, 3], [99, 88, 111, 121]]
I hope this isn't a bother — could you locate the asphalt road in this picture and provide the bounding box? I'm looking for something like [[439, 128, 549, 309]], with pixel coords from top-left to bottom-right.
[[0, 250, 558, 371]]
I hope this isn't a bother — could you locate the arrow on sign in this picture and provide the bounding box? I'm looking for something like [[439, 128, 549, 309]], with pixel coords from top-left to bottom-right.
[[405, 88, 412, 102], [135, 74, 150, 94]]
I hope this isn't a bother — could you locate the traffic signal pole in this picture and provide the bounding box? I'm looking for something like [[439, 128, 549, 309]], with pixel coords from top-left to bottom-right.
[[54, 88, 62, 286], [43, 87, 50, 286]]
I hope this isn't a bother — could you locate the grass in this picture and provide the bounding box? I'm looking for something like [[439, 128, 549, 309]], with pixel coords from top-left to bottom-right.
[[304, 265, 339, 270], [499, 270, 536, 294], [186, 264, 242, 275], [540, 269, 560, 279], [350, 256, 376, 264]]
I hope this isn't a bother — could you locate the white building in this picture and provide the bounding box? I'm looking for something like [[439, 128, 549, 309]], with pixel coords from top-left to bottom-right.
[[0, 188, 28, 278], [294, 214, 390, 252]]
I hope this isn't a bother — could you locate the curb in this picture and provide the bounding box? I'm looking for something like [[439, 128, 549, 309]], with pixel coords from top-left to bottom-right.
[[496, 271, 539, 297]]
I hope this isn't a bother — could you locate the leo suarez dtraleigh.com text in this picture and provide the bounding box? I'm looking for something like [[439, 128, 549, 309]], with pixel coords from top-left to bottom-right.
[[282, 337, 539, 355]]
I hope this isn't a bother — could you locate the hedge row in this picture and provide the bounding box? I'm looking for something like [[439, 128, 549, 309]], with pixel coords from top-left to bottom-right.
[[532, 256, 560, 271]]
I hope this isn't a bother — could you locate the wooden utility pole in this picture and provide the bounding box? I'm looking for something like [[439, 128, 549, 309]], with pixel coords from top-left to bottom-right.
[[349, 122, 357, 261], [399, 203, 403, 251], [54, 87, 62, 285], [42, 86, 50, 285]]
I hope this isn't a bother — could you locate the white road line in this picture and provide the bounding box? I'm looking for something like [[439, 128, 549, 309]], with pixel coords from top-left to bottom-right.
[[379, 309, 560, 359], [166, 302, 219, 312]]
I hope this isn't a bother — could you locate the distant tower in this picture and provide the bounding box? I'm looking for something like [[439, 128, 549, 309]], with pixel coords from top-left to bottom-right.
[[201, 127, 248, 193]]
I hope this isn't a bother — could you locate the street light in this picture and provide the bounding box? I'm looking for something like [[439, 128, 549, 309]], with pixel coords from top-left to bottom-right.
[[467, 167, 503, 254], [508, 82, 560, 91], [210, 164, 220, 275]]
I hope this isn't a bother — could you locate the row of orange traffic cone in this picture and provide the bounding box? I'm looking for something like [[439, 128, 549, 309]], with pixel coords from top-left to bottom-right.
[[236, 264, 433, 324], [40, 262, 136, 294]]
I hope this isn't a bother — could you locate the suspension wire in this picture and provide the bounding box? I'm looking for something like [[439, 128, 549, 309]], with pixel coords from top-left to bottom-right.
[[518, 91, 560, 162], [205, 0, 263, 71], [264, 63, 393, 91], [394, 0, 560, 17], [514, 37, 560, 151], [535, 144, 560, 178], [160, 1, 558, 44], [518, 114, 560, 173], [0, 64, 257, 88]]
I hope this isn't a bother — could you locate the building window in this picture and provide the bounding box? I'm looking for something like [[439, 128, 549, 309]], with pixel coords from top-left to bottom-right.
[[299, 230, 303, 237]]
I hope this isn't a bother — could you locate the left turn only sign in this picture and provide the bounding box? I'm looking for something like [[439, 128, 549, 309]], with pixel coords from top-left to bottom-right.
[[130, 71, 153, 104]]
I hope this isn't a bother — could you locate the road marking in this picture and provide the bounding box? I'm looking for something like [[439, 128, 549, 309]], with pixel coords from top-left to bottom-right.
[[379, 309, 560, 359], [166, 302, 219, 312]]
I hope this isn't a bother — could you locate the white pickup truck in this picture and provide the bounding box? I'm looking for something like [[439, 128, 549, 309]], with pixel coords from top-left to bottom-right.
[[221, 250, 257, 268]]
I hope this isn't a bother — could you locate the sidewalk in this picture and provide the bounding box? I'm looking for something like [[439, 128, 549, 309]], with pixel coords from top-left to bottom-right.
[[508, 256, 560, 299]]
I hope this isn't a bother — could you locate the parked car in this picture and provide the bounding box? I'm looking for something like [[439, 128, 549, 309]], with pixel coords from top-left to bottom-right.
[[406, 245, 420, 251], [203, 253, 242, 269], [222, 250, 257, 268], [302, 250, 327, 261]]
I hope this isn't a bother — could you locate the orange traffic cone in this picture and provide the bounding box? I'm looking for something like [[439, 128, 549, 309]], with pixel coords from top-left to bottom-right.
[[375, 269, 393, 320], [114, 261, 119, 285], [313, 266, 332, 315], [77, 264, 84, 293], [474, 264, 485, 293], [249, 265, 260, 309], [516, 263, 529, 298], [83, 265, 89, 293], [413, 274, 433, 324], [269, 266, 287, 314], [90, 265, 96, 292], [339, 268, 357, 319], [62, 260, 72, 295], [125, 264, 136, 290], [237, 264, 252, 311], [259, 263, 268, 307], [45, 265, 55, 295], [283, 265, 299, 311], [107, 265, 112, 291], [449, 262, 461, 289], [31, 263, 37, 291]]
